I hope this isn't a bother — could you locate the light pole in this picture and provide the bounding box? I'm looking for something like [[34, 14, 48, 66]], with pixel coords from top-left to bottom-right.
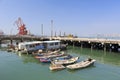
[[51, 20, 53, 38], [41, 24, 43, 37]]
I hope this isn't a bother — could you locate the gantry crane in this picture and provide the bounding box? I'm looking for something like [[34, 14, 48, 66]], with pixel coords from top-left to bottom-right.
[[14, 17, 28, 35]]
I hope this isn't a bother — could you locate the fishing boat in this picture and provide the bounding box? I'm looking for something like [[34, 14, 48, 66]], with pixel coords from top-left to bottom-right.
[[39, 58, 51, 63], [36, 52, 65, 59], [49, 63, 65, 71], [34, 50, 60, 58], [66, 58, 96, 70], [51, 57, 79, 65], [52, 54, 72, 60]]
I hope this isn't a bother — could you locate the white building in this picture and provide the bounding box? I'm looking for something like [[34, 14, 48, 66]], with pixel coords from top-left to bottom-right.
[[18, 41, 44, 52], [43, 40, 61, 50]]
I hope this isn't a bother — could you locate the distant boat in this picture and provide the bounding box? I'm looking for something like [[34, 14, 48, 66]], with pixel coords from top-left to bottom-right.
[[51, 57, 79, 65], [66, 58, 96, 70]]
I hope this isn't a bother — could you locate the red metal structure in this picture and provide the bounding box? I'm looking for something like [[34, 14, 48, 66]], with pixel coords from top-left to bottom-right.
[[15, 17, 28, 35]]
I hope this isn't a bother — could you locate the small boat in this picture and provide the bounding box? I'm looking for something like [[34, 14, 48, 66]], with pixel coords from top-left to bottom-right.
[[34, 53, 53, 59], [39, 58, 51, 63], [66, 58, 96, 70], [34, 50, 60, 57], [52, 55, 72, 60], [36, 52, 65, 59], [52, 57, 79, 65], [49, 63, 65, 71]]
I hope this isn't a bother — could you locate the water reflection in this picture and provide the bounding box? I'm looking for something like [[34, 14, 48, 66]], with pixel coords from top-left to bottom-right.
[[6, 46, 120, 67], [68, 46, 120, 67], [17, 52, 40, 64]]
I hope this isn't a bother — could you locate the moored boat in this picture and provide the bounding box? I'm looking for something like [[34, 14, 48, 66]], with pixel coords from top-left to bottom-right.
[[36, 52, 65, 59], [51, 57, 79, 65], [53, 55, 72, 60], [39, 58, 51, 63], [49, 63, 65, 71], [66, 58, 96, 70]]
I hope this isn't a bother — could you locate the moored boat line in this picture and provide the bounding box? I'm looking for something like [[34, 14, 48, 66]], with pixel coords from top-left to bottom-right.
[[5, 40, 96, 71]]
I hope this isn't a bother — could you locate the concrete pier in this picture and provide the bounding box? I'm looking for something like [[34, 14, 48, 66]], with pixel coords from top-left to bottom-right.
[[0, 35, 120, 52], [52, 37, 120, 52]]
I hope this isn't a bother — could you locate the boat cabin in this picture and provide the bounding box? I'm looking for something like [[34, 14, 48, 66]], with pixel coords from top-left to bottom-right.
[[18, 41, 44, 52], [43, 40, 61, 50]]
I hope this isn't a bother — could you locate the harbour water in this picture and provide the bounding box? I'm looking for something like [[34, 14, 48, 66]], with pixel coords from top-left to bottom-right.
[[0, 46, 120, 80]]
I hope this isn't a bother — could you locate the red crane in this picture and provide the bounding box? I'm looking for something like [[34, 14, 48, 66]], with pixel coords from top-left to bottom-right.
[[14, 17, 28, 35]]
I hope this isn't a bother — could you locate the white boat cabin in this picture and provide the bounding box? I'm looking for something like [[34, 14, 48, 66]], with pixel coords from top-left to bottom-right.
[[43, 40, 61, 50], [18, 41, 44, 52]]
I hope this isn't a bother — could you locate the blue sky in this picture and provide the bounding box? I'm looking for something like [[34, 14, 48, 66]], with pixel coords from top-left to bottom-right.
[[0, 0, 120, 37]]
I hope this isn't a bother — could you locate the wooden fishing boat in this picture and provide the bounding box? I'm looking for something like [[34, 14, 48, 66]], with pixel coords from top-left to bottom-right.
[[34, 52, 55, 59], [52, 57, 79, 65], [49, 63, 65, 71], [36, 52, 65, 59], [39, 58, 51, 63], [66, 58, 96, 70], [34, 50, 61, 59], [53, 55, 72, 60]]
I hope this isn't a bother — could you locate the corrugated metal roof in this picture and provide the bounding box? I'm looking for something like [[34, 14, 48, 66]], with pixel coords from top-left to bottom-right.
[[43, 40, 60, 43], [18, 40, 60, 46], [19, 41, 43, 45]]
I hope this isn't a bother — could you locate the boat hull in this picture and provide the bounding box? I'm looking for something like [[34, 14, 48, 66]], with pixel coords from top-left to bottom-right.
[[66, 59, 96, 70]]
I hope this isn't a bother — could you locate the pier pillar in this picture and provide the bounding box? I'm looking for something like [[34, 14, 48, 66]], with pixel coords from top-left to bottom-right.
[[109, 44, 112, 52], [0, 40, 1, 48], [91, 43, 93, 51], [20, 39, 23, 42], [104, 44, 106, 52], [73, 41, 75, 48], [10, 39, 13, 45], [80, 42, 83, 49]]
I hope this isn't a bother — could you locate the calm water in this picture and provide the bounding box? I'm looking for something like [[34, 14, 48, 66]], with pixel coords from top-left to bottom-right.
[[0, 46, 120, 80]]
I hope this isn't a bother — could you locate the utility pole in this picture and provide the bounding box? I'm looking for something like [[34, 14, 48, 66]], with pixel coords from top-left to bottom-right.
[[41, 24, 43, 37], [64, 32, 66, 37], [55, 31, 56, 37], [51, 20, 53, 38], [59, 30, 61, 37]]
